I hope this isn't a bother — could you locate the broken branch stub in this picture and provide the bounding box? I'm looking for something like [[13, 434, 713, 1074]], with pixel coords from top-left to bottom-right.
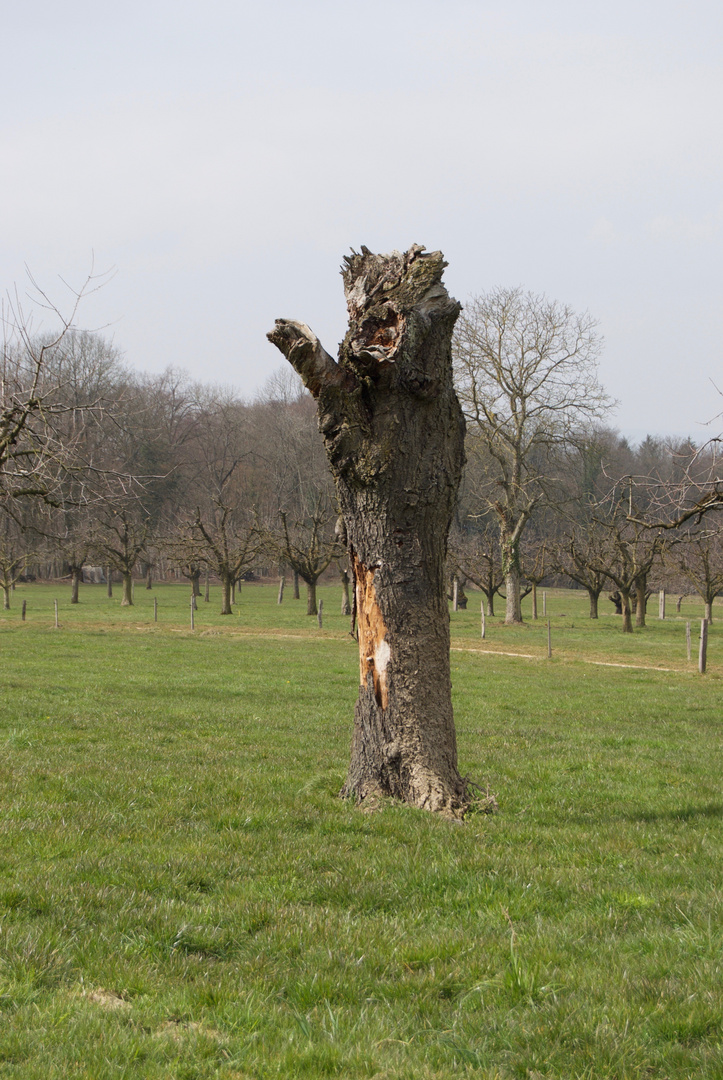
[[267, 245, 468, 816]]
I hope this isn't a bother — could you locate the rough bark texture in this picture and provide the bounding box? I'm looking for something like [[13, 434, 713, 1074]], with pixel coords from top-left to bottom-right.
[[220, 573, 233, 615], [340, 568, 352, 616], [268, 245, 468, 816], [70, 567, 81, 604], [502, 560, 523, 623], [635, 577, 647, 628], [306, 579, 317, 616], [121, 572, 133, 606]]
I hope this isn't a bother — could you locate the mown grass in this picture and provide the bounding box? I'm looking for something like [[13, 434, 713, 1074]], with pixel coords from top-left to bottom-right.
[[0, 582, 721, 1078]]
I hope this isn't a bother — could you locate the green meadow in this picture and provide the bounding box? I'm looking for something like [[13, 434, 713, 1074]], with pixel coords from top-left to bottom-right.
[[0, 582, 721, 1079]]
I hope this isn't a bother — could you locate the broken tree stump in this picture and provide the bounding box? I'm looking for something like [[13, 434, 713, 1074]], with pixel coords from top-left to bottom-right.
[[268, 245, 468, 816]]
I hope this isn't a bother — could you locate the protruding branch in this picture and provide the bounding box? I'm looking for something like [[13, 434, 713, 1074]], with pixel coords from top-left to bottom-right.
[[266, 319, 353, 399]]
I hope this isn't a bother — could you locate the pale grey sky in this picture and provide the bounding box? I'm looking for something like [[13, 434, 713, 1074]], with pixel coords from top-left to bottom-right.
[[3, 0, 722, 442]]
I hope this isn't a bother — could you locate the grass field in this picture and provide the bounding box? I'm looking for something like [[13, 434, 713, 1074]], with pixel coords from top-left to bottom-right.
[[0, 581, 721, 1078]]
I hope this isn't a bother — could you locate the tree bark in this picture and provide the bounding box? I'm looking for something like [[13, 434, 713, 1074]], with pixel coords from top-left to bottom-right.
[[293, 570, 300, 599], [705, 600, 713, 623], [106, 566, 112, 598], [268, 245, 468, 816], [146, 566, 153, 590], [306, 579, 318, 616], [2, 585, 9, 610], [635, 576, 647, 628], [501, 535, 523, 624], [220, 572, 233, 615], [70, 567, 81, 604], [621, 587, 633, 633], [588, 589, 600, 619], [340, 568, 351, 616], [121, 572, 133, 606]]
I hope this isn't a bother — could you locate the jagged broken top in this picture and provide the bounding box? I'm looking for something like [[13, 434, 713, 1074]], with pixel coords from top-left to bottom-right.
[[341, 245, 449, 325]]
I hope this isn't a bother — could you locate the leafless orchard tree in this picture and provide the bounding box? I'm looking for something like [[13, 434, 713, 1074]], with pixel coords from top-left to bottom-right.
[[448, 522, 505, 617], [0, 269, 116, 510], [453, 287, 609, 624], [265, 498, 342, 616], [665, 525, 723, 622]]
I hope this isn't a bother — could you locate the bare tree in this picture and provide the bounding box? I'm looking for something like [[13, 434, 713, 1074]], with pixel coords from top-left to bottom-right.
[[453, 287, 608, 624], [549, 523, 613, 619], [92, 508, 148, 606], [666, 525, 723, 622], [448, 522, 504, 617], [0, 269, 115, 509], [0, 514, 31, 609], [266, 499, 341, 616]]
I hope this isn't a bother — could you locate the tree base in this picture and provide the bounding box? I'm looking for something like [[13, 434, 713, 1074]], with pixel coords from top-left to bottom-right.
[[339, 683, 471, 819]]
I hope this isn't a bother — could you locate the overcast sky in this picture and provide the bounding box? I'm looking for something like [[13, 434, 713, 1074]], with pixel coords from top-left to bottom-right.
[[3, 0, 722, 442]]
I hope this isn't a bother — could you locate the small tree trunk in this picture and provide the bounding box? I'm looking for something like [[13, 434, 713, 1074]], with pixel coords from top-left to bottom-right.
[[278, 575, 285, 604], [231, 579, 236, 604], [621, 588, 633, 633], [501, 535, 523, 624], [635, 579, 647, 628], [121, 572, 133, 606], [191, 570, 201, 597], [704, 600, 713, 623], [531, 582, 538, 620], [306, 579, 318, 616], [340, 569, 351, 616], [70, 567, 81, 604], [204, 571, 210, 602], [588, 589, 600, 619], [106, 567, 113, 598], [293, 570, 300, 600], [2, 584, 10, 610], [220, 573, 233, 615], [504, 566, 522, 624], [146, 567, 152, 590], [699, 618, 708, 674]]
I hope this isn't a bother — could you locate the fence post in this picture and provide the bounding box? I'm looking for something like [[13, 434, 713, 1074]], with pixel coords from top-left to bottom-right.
[[278, 576, 285, 604], [686, 621, 691, 662], [54, 599, 59, 629], [481, 599, 486, 641], [543, 591, 547, 617], [154, 597, 158, 623], [190, 596, 195, 631], [317, 599, 323, 629], [547, 618, 552, 658], [699, 619, 708, 674], [21, 600, 26, 622], [452, 577, 459, 612], [658, 589, 666, 619]]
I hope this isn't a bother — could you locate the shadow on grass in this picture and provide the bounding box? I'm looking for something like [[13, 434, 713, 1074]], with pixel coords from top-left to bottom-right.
[[626, 802, 723, 823]]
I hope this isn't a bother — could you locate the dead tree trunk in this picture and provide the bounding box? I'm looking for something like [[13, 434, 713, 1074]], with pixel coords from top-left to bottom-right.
[[268, 245, 469, 816]]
